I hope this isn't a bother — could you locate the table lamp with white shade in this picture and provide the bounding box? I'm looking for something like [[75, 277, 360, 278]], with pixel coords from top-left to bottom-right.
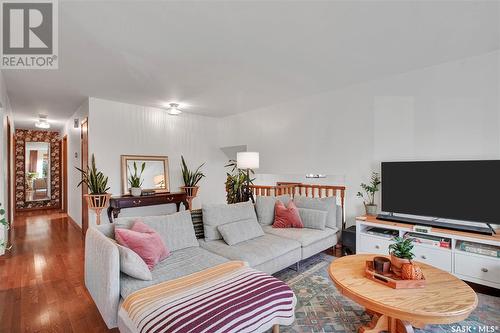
[[237, 152, 259, 203]]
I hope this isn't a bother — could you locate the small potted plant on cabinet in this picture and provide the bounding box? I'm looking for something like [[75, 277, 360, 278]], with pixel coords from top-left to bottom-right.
[[356, 172, 381, 216], [388, 236, 415, 277], [128, 161, 145, 197], [180, 156, 205, 210], [76, 154, 111, 225]]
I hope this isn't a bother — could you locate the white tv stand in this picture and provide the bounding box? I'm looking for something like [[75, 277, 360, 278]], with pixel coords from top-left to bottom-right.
[[356, 216, 500, 289]]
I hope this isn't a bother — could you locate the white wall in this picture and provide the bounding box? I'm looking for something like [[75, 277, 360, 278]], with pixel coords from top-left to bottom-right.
[[0, 71, 13, 255], [87, 98, 228, 225], [62, 98, 89, 227], [218, 51, 500, 225]]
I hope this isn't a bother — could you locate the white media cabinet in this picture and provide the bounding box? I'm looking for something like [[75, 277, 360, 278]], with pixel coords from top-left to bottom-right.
[[356, 216, 500, 289]]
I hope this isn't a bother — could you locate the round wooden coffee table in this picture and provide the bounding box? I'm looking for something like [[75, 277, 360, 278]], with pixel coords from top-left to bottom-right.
[[328, 254, 478, 333]]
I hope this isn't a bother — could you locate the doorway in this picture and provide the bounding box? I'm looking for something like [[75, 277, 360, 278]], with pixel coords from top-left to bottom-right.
[[81, 118, 89, 236], [61, 135, 68, 213]]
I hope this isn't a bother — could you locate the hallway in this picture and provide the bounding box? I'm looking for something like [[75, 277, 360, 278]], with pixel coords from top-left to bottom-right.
[[0, 211, 114, 332]]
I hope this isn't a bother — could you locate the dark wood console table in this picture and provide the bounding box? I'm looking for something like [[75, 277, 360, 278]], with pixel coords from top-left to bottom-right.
[[107, 192, 189, 222]]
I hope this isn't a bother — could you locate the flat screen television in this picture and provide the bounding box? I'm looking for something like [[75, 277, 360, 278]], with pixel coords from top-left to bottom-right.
[[381, 160, 500, 232]]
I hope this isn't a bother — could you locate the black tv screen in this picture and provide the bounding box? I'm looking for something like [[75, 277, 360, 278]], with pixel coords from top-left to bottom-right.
[[381, 160, 500, 225]]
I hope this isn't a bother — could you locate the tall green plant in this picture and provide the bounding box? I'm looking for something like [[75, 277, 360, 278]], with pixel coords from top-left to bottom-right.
[[181, 156, 205, 187], [225, 160, 254, 204], [356, 172, 381, 205], [76, 154, 110, 194], [388, 236, 415, 260], [128, 162, 145, 188], [0, 202, 11, 251]]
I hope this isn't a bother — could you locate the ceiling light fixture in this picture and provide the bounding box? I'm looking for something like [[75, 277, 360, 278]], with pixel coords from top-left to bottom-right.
[[35, 114, 50, 129], [167, 103, 182, 115]]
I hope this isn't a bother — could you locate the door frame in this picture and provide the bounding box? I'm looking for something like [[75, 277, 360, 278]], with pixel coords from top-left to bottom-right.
[[61, 135, 68, 213], [81, 118, 89, 236]]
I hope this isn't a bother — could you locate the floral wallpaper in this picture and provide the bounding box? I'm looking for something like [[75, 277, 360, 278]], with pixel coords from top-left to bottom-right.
[[15, 129, 61, 210]]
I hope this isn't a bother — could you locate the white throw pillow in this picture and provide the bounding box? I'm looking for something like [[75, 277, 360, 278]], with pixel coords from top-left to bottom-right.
[[294, 195, 337, 229], [298, 208, 328, 230], [218, 218, 265, 246], [112, 240, 152, 281]]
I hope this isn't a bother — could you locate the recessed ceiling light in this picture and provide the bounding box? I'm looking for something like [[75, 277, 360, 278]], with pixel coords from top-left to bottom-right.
[[35, 114, 50, 129], [167, 103, 182, 115]]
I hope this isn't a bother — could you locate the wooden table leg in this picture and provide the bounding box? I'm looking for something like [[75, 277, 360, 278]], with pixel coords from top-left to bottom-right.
[[272, 324, 279, 333], [359, 314, 414, 333]]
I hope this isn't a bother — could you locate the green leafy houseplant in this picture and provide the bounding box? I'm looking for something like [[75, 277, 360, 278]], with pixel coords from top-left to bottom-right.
[[388, 236, 415, 276], [0, 202, 11, 251], [128, 162, 145, 188], [76, 154, 110, 195], [76, 154, 111, 225], [225, 159, 254, 204], [181, 156, 205, 187], [356, 172, 381, 215]]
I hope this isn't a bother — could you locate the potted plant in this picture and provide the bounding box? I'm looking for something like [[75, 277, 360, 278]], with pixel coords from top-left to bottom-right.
[[180, 156, 205, 210], [128, 161, 145, 197], [76, 154, 111, 225], [225, 159, 255, 204], [388, 236, 415, 276], [356, 172, 381, 216], [0, 202, 11, 252]]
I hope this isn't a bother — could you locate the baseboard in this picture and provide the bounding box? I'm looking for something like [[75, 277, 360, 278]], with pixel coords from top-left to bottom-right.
[[67, 216, 82, 231]]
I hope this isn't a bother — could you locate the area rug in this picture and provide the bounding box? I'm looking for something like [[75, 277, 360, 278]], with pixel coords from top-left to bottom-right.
[[272, 253, 500, 333]]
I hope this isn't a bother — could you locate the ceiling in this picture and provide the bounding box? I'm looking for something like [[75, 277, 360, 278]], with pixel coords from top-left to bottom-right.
[[4, 0, 499, 130]]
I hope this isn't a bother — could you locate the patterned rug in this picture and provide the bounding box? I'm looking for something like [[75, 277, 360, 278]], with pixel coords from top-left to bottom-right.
[[272, 253, 500, 333]]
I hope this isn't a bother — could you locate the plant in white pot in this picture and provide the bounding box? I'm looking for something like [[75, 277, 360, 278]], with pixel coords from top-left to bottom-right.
[[180, 156, 205, 210], [76, 154, 111, 225], [128, 161, 145, 197], [388, 236, 415, 277], [356, 172, 381, 216]]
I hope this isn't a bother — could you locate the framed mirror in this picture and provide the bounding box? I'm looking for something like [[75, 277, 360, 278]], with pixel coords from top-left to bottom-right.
[[25, 142, 51, 202], [121, 155, 170, 195]]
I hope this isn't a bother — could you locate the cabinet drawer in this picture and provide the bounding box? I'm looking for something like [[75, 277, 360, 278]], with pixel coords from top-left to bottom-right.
[[412, 245, 452, 272], [455, 252, 500, 284], [359, 234, 393, 255]]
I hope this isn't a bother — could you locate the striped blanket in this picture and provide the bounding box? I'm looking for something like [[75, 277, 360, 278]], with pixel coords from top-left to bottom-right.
[[120, 261, 296, 333]]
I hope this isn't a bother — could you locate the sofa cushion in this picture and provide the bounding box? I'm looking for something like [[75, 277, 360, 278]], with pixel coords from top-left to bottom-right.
[[218, 218, 265, 246], [298, 208, 327, 230], [263, 225, 338, 248], [115, 223, 169, 269], [273, 200, 303, 228], [120, 246, 229, 298], [202, 201, 257, 241], [294, 195, 337, 229], [255, 195, 291, 225], [199, 233, 300, 267], [114, 211, 199, 252], [115, 243, 152, 281]]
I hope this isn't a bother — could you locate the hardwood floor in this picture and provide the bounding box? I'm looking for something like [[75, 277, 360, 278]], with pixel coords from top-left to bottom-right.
[[0, 210, 116, 333]]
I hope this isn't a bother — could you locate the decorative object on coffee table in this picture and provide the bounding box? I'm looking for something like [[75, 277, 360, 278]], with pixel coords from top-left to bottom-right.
[[401, 262, 423, 280], [357, 172, 381, 216], [365, 260, 426, 289], [76, 154, 111, 225], [180, 155, 205, 210], [373, 256, 391, 274], [329, 254, 478, 333], [388, 236, 415, 276], [128, 161, 145, 197]]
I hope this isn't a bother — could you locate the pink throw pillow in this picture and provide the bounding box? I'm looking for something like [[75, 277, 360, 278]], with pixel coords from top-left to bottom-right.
[[273, 200, 303, 228], [115, 221, 170, 270]]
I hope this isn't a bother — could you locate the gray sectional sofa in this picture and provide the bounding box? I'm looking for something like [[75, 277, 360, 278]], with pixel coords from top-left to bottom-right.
[[85, 194, 341, 329]]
